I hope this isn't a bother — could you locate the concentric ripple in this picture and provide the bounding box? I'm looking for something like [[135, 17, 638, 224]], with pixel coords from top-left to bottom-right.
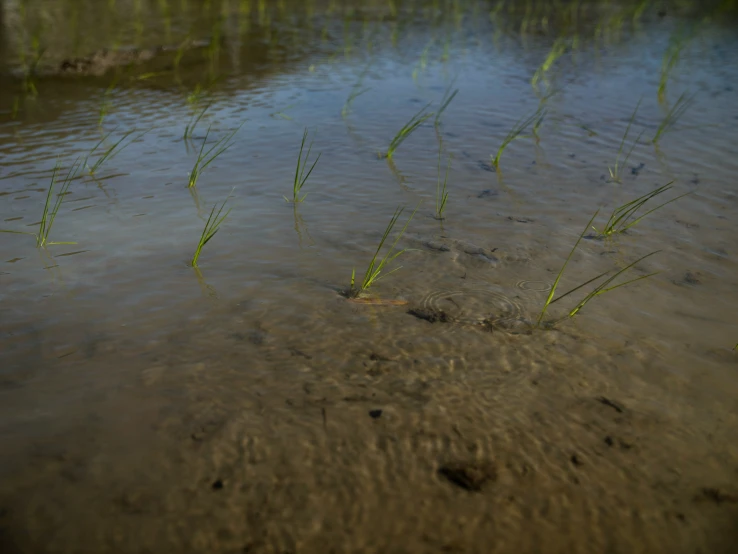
[[419, 288, 526, 329], [515, 280, 552, 292]]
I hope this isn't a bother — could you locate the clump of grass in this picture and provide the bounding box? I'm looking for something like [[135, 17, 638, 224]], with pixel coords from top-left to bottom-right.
[[434, 81, 459, 128], [652, 91, 695, 143], [86, 129, 143, 175], [184, 102, 212, 140], [285, 128, 321, 203], [435, 146, 451, 220], [1, 158, 83, 247], [591, 182, 689, 238], [191, 193, 232, 267], [382, 103, 434, 159], [491, 106, 545, 169], [537, 210, 659, 327], [608, 99, 644, 183], [348, 204, 418, 298], [188, 124, 241, 188]]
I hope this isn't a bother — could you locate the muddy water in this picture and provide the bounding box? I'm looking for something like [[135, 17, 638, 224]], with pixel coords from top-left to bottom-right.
[[1, 1, 738, 553]]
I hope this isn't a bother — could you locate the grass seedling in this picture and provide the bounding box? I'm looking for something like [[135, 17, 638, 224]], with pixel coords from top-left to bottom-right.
[[349, 204, 418, 297], [191, 193, 232, 267], [608, 99, 644, 183], [537, 210, 660, 327], [342, 83, 371, 119], [285, 128, 321, 203], [188, 124, 241, 188], [435, 146, 451, 220], [86, 129, 144, 175], [184, 102, 212, 140], [434, 82, 459, 128], [548, 250, 660, 320], [658, 30, 691, 104], [1, 159, 82, 247], [383, 103, 434, 159], [592, 182, 689, 237], [491, 106, 545, 169], [531, 38, 566, 94], [652, 91, 695, 143], [537, 210, 598, 327]]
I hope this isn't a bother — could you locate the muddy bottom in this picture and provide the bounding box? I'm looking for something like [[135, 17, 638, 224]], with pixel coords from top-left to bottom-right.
[[1, 303, 737, 554]]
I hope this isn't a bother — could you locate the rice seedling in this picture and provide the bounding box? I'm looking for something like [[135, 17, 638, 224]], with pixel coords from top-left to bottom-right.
[[285, 128, 321, 203], [531, 38, 566, 94], [608, 99, 644, 183], [86, 129, 145, 175], [270, 101, 300, 120], [191, 192, 232, 267], [342, 67, 372, 119], [382, 103, 434, 159], [348, 204, 418, 298], [184, 102, 212, 140], [412, 39, 434, 82], [652, 91, 695, 143], [591, 182, 689, 238], [434, 81, 459, 128], [1, 158, 83, 247], [435, 145, 451, 220], [491, 106, 545, 169], [537, 210, 660, 327], [658, 29, 692, 104], [188, 124, 241, 188]]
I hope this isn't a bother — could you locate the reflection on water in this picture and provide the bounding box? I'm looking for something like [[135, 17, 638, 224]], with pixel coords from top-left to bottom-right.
[[1, 1, 738, 553]]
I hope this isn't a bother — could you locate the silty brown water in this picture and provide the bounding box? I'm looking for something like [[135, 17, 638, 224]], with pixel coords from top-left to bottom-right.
[[1, 1, 737, 553]]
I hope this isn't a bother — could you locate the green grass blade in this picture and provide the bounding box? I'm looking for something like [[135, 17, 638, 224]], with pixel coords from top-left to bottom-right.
[[385, 103, 434, 158], [567, 251, 660, 318], [537, 209, 599, 327], [492, 106, 545, 168], [191, 193, 232, 267], [618, 191, 689, 233], [434, 82, 459, 127]]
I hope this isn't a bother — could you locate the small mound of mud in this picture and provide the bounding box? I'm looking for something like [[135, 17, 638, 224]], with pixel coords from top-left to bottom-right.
[[407, 307, 450, 323], [479, 316, 533, 335], [438, 460, 497, 492], [58, 47, 163, 76]]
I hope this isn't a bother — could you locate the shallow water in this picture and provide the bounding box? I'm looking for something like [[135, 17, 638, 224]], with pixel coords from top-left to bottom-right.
[[1, 1, 738, 553]]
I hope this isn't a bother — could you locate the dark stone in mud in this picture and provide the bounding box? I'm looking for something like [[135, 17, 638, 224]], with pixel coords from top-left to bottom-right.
[[682, 271, 702, 285], [369, 409, 383, 419], [407, 308, 450, 323], [438, 461, 497, 492], [604, 435, 633, 450], [596, 396, 625, 413], [696, 488, 738, 505]]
